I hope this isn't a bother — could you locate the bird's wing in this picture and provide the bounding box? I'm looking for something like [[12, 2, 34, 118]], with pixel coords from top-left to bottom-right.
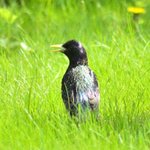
[[61, 72, 77, 111], [87, 86, 100, 110], [89, 70, 100, 109]]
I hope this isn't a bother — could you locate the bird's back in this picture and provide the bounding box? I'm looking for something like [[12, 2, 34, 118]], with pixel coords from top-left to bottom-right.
[[61, 65, 100, 116]]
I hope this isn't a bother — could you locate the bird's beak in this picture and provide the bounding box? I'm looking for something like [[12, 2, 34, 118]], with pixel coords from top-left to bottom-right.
[[50, 44, 65, 52]]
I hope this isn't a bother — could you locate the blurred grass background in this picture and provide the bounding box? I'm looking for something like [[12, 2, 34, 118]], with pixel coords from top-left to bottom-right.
[[0, 0, 150, 149]]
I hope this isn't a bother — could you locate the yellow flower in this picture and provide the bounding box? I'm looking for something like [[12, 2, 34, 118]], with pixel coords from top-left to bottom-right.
[[127, 7, 145, 14]]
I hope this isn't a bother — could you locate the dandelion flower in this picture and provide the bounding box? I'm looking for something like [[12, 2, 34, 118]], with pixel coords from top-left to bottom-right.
[[127, 7, 145, 14]]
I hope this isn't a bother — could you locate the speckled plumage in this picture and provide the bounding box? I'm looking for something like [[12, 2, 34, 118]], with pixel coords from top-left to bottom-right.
[[62, 65, 99, 116], [60, 40, 100, 116]]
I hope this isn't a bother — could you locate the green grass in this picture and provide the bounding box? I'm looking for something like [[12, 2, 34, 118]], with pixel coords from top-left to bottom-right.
[[0, 0, 150, 149]]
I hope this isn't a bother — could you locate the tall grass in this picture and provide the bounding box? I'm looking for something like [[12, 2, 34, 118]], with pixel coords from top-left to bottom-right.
[[0, 0, 150, 149]]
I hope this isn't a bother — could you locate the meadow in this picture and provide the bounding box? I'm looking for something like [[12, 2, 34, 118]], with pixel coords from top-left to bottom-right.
[[0, 0, 150, 149]]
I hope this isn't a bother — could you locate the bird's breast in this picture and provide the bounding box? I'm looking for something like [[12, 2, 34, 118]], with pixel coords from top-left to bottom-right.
[[71, 65, 94, 88], [70, 65, 96, 103]]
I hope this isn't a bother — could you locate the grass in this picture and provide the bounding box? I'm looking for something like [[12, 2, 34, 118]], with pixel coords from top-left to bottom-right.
[[0, 0, 150, 149]]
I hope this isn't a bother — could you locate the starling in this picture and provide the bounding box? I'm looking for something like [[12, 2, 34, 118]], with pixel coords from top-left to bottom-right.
[[51, 40, 100, 116]]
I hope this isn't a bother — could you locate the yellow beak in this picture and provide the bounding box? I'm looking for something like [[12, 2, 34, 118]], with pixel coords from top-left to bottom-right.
[[50, 44, 65, 52]]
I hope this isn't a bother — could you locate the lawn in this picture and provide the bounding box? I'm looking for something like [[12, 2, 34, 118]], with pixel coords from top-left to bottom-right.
[[0, 0, 150, 149]]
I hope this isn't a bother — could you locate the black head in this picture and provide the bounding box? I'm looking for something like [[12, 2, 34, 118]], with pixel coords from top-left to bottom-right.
[[62, 40, 88, 67]]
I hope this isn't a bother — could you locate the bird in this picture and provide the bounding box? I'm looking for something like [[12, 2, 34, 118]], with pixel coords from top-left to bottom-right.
[[51, 40, 100, 117]]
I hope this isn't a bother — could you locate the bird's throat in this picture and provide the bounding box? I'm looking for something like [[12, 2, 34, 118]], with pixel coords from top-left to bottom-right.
[[69, 58, 88, 68]]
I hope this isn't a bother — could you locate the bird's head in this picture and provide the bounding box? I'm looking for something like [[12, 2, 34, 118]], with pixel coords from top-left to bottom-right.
[[50, 40, 88, 66]]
